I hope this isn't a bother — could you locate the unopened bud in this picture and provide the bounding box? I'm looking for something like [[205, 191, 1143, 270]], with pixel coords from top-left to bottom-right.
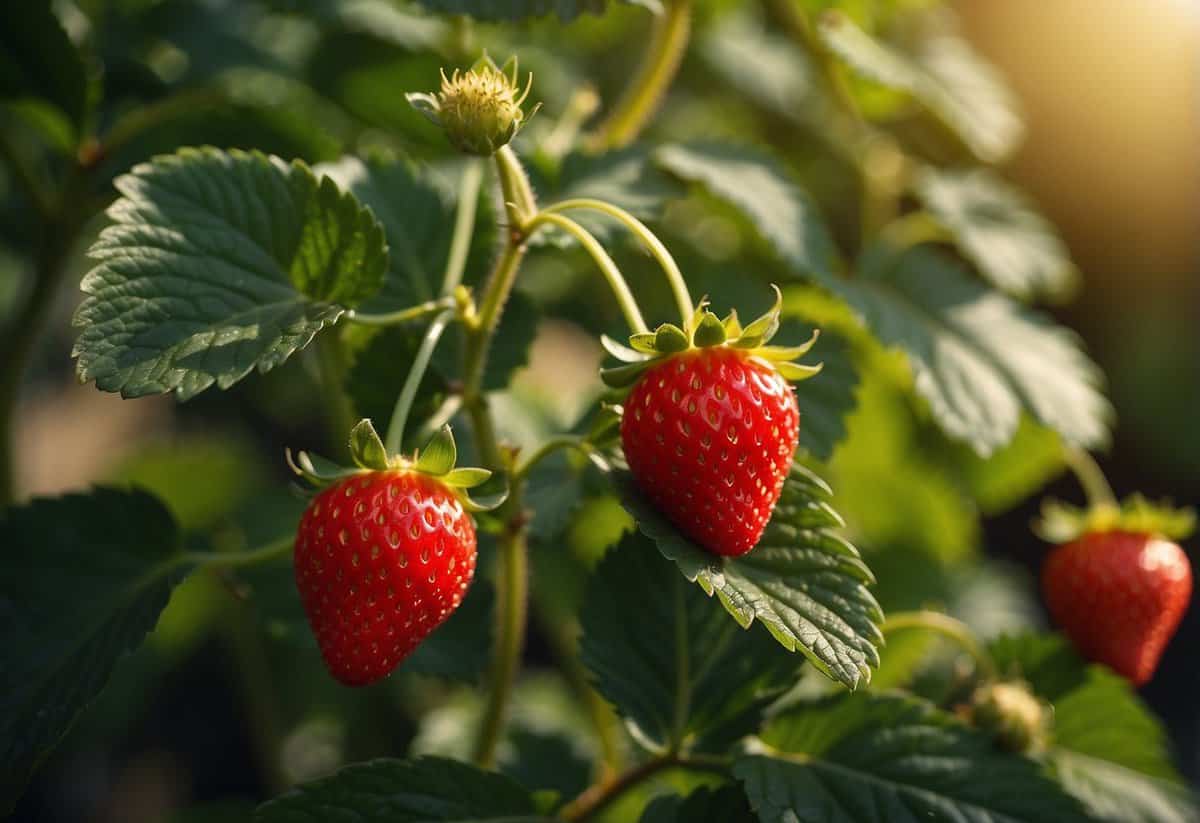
[[966, 680, 1050, 753]]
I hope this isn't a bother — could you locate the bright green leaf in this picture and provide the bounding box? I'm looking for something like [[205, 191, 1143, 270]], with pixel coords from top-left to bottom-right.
[[1, 489, 184, 813], [656, 143, 839, 282], [580, 534, 806, 752], [915, 168, 1079, 302], [0, 3, 88, 143], [835, 246, 1110, 455], [736, 692, 1091, 822], [254, 756, 548, 821], [615, 462, 882, 690], [74, 147, 388, 400]]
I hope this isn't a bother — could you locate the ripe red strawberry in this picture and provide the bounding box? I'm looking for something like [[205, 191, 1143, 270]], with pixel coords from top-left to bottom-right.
[[1042, 530, 1191, 686], [605, 291, 820, 557], [288, 420, 499, 687], [294, 470, 477, 686]]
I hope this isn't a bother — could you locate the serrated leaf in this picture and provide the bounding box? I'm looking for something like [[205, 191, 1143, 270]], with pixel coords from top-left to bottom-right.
[[580, 534, 806, 753], [1052, 751, 1198, 823], [818, 13, 1022, 163], [700, 12, 814, 124], [614, 462, 882, 690], [0, 3, 88, 142], [915, 168, 1079, 302], [641, 784, 757, 823], [656, 143, 838, 282], [1, 489, 185, 813], [316, 156, 495, 314], [834, 246, 1110, 455], [74, 147, 388, 400], [254, 756, 548, 821], [737, 692, 1091, 822]]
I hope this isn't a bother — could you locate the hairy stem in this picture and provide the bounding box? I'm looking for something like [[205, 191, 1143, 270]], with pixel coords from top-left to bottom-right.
[[559, 754, 729, 822], [347, 297, 455, 326], [589, 0, 693, 151], [880, 610, 996, 679]]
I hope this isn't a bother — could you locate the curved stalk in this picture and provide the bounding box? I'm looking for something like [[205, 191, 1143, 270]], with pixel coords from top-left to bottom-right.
[[559, 753, 729, 823], [524, 212, 649, 334], [540, 197, 693, 324], [1062, 445, 1118, 510], [880, 610, 996, 679], [183, 535, 294, 570], [385, 309, 455, 455], [442, 158, 485, 296], [513, 435, 591, 481], [347, 297, 455, 327], [589, 0, 693, 151]]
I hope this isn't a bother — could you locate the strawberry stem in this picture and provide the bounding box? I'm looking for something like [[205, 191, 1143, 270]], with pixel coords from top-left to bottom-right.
[[1062, 445, 1118, 510], [880, 610, 997, 680], [559, 753, 729, 822], [384, 309, 455, 455], [540, 197, 694, 325]]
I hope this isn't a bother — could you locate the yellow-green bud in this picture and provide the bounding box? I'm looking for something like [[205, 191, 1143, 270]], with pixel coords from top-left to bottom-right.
[[966, 680, 1050, 754], [408, 55, 538, 157]]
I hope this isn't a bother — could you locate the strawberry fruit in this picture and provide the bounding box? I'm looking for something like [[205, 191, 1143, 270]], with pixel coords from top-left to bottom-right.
[[288, 421, 502, 686], [1038, 495, 1194, 685], [604, 289, 821, 556]]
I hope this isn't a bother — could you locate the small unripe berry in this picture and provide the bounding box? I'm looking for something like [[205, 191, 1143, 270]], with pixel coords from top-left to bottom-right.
[[965, 680, 1050, 753], [408, 55, 537, 157]]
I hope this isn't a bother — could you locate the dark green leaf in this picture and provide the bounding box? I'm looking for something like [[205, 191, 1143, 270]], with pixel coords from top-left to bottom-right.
[[345, 325, 449, 445], [656, 143, 839, 282], [988, 632, 1089, 702], [835, 246, 1110, 455], [74, 147, 388, 399], [736, 692, 1090, 822], [580, 534, 805, 752], [0, 488, 184, 813], [409, 0, 611, 22], [641, 784, 757, 823], [0, 3, 87, 142], [915, 169, 1079, 302], [434, 291, 541, 392], [614, 463, 882, 690], [1052, 751, 1198, 823], [778, 318, 858, 460], [399, 579, 493, 681], [255, 756, 548, 821]]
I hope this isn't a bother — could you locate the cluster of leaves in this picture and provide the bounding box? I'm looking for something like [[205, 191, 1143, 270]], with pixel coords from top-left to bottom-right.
[[0, 0, 1194, 821]]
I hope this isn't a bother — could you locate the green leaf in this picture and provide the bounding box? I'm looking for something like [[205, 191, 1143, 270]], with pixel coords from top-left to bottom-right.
[[1, 488, 184, 813], [835, 246, 1110, 455], [74, 147, 388, 400], [435, 290, 541, 392], [778, 318, 858, 460], [915, 169, 1079, 302], [614, 462, 882, 690], [400, 580, 493, 681], [255, 756, 549, 821], [0, 3, 88, 143], [700, 12, 815, 124], [408, 0, 634, 23], [736, 692, 1091, 823], [580, 534, 806, 752], [987, 631, 1198, 822], [316, 156, 496, 314], [656, 143, 838, 282], [818, 13, 1022, 163], [641, 784, 757, 823]]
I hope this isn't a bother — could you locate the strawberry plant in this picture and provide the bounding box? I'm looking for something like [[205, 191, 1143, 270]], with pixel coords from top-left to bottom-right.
[[1, 1, 1196, 821]]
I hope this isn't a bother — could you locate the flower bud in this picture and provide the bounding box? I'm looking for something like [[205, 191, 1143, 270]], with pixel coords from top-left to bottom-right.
[[408, 54, 538, 157], [965, 680, 1050, 753]]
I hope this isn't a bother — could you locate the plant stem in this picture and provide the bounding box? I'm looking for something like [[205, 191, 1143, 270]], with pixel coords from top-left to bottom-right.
[[524, 212, 648, 334], [588, 0, 693, 151], [513, 435, 590, 481], [669, 578, 691, 751], [1062, 445, 1118, 510], [558, 753, 729, 822], [0, 126, 54, 218], [441, 158, 485, 297], [183, 535, 294, 570], [463, 243, 526, 411], [880, 610, 996, 679], [540, 198, 693, 324], [385, 309, 454, 454], [347, 297, 455, 326]]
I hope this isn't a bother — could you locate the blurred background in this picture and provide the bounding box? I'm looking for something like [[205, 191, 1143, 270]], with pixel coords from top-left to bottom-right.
[[2, 0, 1197, 820]]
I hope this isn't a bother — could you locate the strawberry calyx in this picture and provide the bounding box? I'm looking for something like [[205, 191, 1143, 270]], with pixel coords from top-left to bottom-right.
[[1034, 494, 1196, 544], [599, 284, 823, 389], [286, 419, 507, 512]]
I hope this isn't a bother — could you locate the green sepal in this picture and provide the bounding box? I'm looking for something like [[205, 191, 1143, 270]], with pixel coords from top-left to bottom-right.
[[654, 323, 690, 353], [1035, 494, 1197, 543], [722, 310, 742, 338], [286, 448, 362, 486], [461, 470, 510, 512], [416, 425, 457, 475], [628, 332, 661, 354], [774, 360, 823, 382], [443, 467, 492, 488], [406, 92, 441, 125], [601, 360, 655, 388], [692, 311, 727, 347], [349, 419, 389, 471], [736, 284, 784, 346], [756, 329, 820, 361], [600, 334, 650, 363]]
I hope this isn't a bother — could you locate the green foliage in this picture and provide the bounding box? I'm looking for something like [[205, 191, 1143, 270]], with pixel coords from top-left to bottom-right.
[[641, 784, 757, 823], [0, 2, 88, 148], [616, 463, 882, 689], [0, 488, 184, 813], [409, 0, 617, 22], [74, 147, 388, 399], [580, 535, 805, 752], [254, 756, 548, 821], [736, 692, 1090, 822]]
